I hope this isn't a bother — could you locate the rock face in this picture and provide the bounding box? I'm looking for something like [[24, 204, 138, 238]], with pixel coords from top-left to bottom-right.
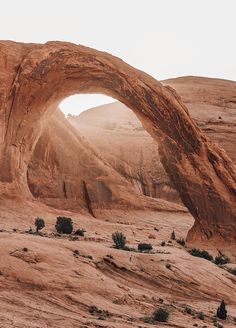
[[68, 77, 236, 205], [0, 40, 236, 247]]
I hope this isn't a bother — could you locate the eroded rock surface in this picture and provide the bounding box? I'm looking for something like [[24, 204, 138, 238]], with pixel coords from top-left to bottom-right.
[[67, 77, 236, 205], [0, 40, 235, 247]]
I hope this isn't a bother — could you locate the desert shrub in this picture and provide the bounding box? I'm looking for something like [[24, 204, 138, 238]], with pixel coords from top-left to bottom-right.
[[176, 238, 185, 246], [171, 230, 176, 240], [166, 263, 171, 270], [55, 216, 73, 234], [184, 306, 193, 315], [73, 249, 80, 256], [138, 243, 153, 252], [160, 241, 166, 247], [34, 218, 45, 233], [153, 307, 169, 322], [22, 247, 28, 252], [228, 267, 236, 275], [214, 253, 229, 265], [216, 300, 227, 320], [189, 248, 213, 261], [88, 305, 110, 319], [112, 231, 126, 249], [74, 228, 85, 236], [198, 312, 205, 320]]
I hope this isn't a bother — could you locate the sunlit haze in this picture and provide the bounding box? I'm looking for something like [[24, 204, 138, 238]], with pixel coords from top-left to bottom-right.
[[60, 95, 115, 116], [1, 0, 235, 115]]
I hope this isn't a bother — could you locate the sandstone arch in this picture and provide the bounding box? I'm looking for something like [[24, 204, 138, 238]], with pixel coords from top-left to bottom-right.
[[0, 40, 235, 247]]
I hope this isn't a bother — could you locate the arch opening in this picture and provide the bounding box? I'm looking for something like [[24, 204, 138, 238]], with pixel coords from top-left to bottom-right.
[[28, 93, 177, 209]]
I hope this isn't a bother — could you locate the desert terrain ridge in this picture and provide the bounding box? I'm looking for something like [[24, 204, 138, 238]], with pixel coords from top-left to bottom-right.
[[0, 40, 236, 327]]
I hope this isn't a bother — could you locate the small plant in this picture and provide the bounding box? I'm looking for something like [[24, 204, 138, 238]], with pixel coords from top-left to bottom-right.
[[166, 263, 171, 270], [88, 305, 110, 320], [153, 307, 169, 322], [112, 231, 126, 249], [22, 247, 28, 252], [214, 252, 229, 265], [176, 238, 186, 246], [55, 216, 73, 234], [171, 230, 176, 240], [160, 241, 166, 247], [216, 300, 227, 320], [198, 312, 205, 320], [74, 228, 86, 236], [184, 306, 193, 315], [228, 267, 236, 275], [189, 248, 213, 261], [138, 243, 153, 252], [73, 249, 80, 257], [34, 218, 45, 233]]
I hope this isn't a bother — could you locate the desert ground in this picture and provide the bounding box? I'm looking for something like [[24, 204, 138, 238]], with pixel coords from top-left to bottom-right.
[[0, 199, 236, 328]]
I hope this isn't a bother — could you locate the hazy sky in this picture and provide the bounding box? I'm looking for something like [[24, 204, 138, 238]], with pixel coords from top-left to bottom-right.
[[1, 0, 235, 115]]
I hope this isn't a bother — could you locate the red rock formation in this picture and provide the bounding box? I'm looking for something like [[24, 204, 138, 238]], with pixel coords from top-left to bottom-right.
[[0, 40, 235, 247]]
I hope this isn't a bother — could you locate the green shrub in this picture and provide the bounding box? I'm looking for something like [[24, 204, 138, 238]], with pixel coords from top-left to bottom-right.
[[55, 216, 73, 234], [228, 267, 236, 275], [198, 312, 205, 320], [34, 218, 45, 233], [88, 305, 110, 319], [74, 228, 85, 236], [153, 307, 169, 322], [171, 230, 176, 240], [184, 306, 194, 315], [189, 248, 213, 261], [216, 300, 227, 320], [112, 232, 126, 249], [138, 243, 153, 252], [176, 238, 185, 246], [214, 253, 229, 265]]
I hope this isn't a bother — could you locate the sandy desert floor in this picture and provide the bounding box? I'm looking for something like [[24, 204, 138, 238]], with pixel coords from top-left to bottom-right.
[[0, 200, 235, 328]]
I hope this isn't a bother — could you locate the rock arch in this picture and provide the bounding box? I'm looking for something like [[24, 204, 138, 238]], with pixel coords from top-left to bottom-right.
[[0, 41, 235, 247]]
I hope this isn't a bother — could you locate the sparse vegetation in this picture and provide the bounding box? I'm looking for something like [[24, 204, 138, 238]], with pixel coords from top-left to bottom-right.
[[189, 248, 213, 261], [34, 218, 45, 233], [22, 247, 28, 252], [198, 312, 205, 320], [88, 305, 110, 320], [55, 216, 73, 234], [171, 230, 176, 240], [143, 307, 170, 324], [228, 267, 236, 275], [184, 306, 194, 315], [214, 252, 229, 265], [112, 231, 126, 249], [166, 263, 171, 270], [160, 241, 166, 247], [176, 238, 186, 246], [216, 300, 227, 320], [74, 228, 86, 236], [138, 243, 153, 252], [153, 307, 169, 322]]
